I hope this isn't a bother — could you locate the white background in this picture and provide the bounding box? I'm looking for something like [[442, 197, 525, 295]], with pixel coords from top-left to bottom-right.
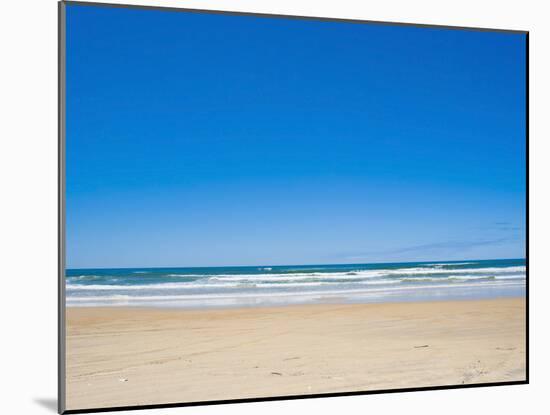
[[0, 0, 546, 414]]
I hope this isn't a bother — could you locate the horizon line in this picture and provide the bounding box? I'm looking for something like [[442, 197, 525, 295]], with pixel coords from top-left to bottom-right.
[[66, 257, 526, 271]]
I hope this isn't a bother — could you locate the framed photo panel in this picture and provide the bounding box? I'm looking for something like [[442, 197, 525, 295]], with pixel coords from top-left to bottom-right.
[[59, 1, 528, 413]]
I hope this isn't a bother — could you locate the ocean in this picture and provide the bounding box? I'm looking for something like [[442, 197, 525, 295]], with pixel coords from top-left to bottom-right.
[[66, 258, 526, 308]]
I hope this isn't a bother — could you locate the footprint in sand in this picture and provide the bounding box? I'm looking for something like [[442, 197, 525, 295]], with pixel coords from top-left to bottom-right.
[[461, 360, 488, 384]]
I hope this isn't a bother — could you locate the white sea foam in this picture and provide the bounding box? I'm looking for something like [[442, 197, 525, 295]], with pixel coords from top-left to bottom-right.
[[66, 282, 243, 291], [167, 274, 205, 277], [209, 270, 386, 281], [66, 280, 526, 305], [495, 274, 527, 280], [399, 275, 504, 282], [65, 261, 526, 311], [66, 280, 525, 298], [202, 266, 524, 282], [66, 267, 526, 293], [384, 266, 525, 275], [66, 275, 104, 280], [170, 266, 524, 279], [66, 279, 401, 291]]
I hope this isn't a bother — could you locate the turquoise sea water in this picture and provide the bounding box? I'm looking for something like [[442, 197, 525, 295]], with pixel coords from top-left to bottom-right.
[[66, 258, 526, 308]]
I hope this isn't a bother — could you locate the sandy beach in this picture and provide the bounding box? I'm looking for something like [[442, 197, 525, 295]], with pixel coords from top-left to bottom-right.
[[65, 297, 526, 410]]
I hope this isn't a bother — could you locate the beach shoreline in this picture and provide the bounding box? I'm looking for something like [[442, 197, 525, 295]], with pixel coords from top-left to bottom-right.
[[66, 259, 526, 308], [65, 297, 526, 410]]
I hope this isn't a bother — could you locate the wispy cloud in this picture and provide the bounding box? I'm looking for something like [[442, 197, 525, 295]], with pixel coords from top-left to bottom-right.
[[344, 237, 515, 261], [480, 222, 522, 232], [384, 238, 511, 254]]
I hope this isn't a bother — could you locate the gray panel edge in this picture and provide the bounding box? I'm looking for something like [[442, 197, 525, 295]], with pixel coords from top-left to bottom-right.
[[58, 1, 67, 413]]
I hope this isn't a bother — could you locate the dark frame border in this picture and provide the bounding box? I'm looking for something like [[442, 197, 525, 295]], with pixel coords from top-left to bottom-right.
[[58, 1, 529, 413]]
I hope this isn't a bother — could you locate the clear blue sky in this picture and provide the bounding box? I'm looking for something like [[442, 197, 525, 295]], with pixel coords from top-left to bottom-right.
[[65, 4, 526, 269]]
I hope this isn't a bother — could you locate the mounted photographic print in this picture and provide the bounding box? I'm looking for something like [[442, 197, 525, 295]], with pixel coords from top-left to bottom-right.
[[59, 1, 528, 413]]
